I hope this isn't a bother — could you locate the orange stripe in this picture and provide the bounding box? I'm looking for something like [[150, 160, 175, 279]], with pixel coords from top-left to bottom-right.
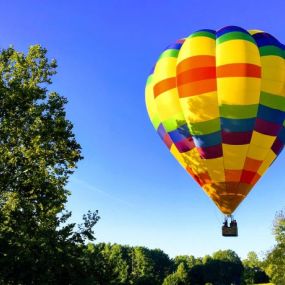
[[217, 63, 261, 78], [177, 67, 216, 84], [153, 77, 176, 98], [225, 170, 242, 182], [177, 79, 217, 97], [177, 55, 216, 74], [244, 157, 263, 172], [251, 173, 261, 185]]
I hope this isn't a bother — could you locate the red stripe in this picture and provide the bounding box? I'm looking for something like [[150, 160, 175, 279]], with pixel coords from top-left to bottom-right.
[[222, 131, 252, 145], [255, 118, 282, 136], [177, 67, 216, 85], [197, 144, 223, 159], [153, 77, 176, 98], [240, 170, 257, 185], [163, 134, 173, 149], [217, 63, 261, 78]]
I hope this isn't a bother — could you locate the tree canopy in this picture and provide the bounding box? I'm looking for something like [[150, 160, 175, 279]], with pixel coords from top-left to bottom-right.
[[0, 45, 99, 284]]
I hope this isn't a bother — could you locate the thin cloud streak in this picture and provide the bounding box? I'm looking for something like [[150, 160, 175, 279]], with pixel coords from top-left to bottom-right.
[[70, 177, 135, 208]]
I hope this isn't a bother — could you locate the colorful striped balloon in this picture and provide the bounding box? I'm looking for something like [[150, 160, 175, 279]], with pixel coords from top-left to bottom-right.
[[145, 26, 285, 215]]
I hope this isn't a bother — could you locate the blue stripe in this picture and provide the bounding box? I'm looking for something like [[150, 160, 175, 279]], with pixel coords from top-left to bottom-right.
[[193, 131, 221, 148], [168, 124, 190, 143], [278, 127, 285, 144], [257, 105, 285, 124], [164, 43, 183, 51], [252, 33, 284, 49], [221, 118, 255, 132], [217, 26, 248, 38]]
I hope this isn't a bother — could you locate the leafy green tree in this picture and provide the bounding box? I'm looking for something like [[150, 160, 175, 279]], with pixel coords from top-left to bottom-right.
[[243, 251, 260, 268], [130, 247, 156, 285], [202, 255, 213, 264], [163, 273, 184, 285], [212, 249, 242, 265], [149, 249, 173, 284], [264, 210, 285, 285], [0, 45, 99, 284], [163, 263, 189, 285], [189, 264, 205, 285], [96, 243, 129, 284], [188, 250, 243, 285], [242, 251, 269, 284], [174, 255, 201, 271]]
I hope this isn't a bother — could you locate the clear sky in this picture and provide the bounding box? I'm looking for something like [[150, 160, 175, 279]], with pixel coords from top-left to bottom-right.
[[1, 0, 285, 259]]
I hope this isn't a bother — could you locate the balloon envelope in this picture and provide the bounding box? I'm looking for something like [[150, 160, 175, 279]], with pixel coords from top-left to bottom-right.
[[145, 26, 285, 215]]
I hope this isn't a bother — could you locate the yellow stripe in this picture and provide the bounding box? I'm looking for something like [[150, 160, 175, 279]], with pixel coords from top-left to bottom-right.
[[177, 36, 215, 65], [179, 91, 219, 123]]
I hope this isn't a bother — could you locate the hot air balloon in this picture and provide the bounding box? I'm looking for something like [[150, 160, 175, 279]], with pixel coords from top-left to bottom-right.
[[145, 26, 285, 236]]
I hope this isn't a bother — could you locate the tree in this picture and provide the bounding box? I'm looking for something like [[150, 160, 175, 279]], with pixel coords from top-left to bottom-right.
[[130, 246, 156, 285], [149, 249, 173, 284], [163, 263, 189, 285], [242, 251, 269, 284], [91, 243, 129, 285], [0, 45, 99, 284], [174, 255, 201, 271], [202, 250, 243, 285], [264, 210, 285, 285]]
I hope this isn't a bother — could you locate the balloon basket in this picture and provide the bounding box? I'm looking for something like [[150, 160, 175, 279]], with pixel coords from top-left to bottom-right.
[[222, 216, 238, 237]]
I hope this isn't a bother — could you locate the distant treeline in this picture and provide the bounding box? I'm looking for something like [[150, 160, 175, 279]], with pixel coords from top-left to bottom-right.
[[83, 244, 269, 285]]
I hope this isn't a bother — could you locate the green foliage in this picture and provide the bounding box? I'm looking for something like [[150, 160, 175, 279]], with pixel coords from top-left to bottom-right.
[[264, 210, 285, 285], [242, 251, 269, 284], [84, 243, 173, 285], [0, 45, 99, 284], [174, 255, 201, 271], [162, 263, 189, 285], [163, 273, 184, 285], [212, 249, 242, 265]]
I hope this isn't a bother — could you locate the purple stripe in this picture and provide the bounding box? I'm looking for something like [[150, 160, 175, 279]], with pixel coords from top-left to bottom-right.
[[255, 118, 282, 136], [175, 138, 195, 153], [271, 138, 284, 155], [157, 124, 166, 140], [222, 131, 252, 145], [197, 144, 223, 159]]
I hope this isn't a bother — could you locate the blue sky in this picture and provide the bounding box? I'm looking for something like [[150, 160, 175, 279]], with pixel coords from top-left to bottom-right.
[[1, 0, 285, 259]]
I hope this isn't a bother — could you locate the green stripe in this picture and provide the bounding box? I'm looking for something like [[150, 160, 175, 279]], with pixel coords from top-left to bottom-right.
[[189, 31, 216, 40], [217, 31, 256, 45], [146, 74, 153, 86], [219, 104, 258, 119], [189, 118, 220, 135], [158, 49, 179, 60], [259, 46, 284, 58], [152, 115, 161, 130], [260, 91, 285, 111], [162, 114, 186, 132]]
